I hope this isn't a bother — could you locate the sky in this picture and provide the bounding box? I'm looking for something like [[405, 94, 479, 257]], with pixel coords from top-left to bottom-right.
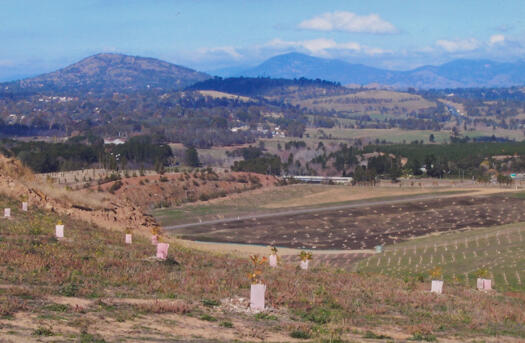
[[1, 0, 525, 81]]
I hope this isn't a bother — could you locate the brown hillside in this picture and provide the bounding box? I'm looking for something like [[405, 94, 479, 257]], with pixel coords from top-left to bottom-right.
[[97, 170, 279, 210], [0, 154, 156, 233]]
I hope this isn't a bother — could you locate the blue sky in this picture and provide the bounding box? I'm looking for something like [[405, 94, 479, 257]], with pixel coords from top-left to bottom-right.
[[1, 0, 525, 80]]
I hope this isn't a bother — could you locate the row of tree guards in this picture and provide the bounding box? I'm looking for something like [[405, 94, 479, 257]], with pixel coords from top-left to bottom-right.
[[3, 201, 28, 218], [4, 200, 494, 312]]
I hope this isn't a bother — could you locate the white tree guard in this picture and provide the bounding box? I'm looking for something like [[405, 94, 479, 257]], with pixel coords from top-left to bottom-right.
[[431, 280, 443, 294], [300, 260, 309, 270], [56, 225, 64, 238], [250, 283, 266, 311], [269, 254, 278, 268]]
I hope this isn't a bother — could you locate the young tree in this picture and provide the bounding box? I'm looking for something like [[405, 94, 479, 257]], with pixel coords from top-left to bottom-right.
[[185, 147, 200, 167]]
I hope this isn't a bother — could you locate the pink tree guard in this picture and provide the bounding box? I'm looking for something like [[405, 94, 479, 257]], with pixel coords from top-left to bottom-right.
[[478, 278, 492, 290], [125, 234, 132, 244], [431, 280, 443, 294], [156, 243, 169, 260], [250, 283, 266, 311], [269, 254, 277, 268], [55, 224, 64, 238], [300, 260, 309, 270], [151, 235, 158, 245], [4, 208, 10, 218], [22, 202, 28, 211]]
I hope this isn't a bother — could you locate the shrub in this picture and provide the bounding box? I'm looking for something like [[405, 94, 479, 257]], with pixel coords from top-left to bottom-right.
[[364, 331, 391, 339], [410, 333, 437, 342], [219, 321, 234, 328], [60, 282, 79, 297], [200, 313, 217, 322], [302, 307, 331, 324], [254, 312, 278, 321], [201, 298, 220, 307], [45, 303, 69, 312], [108, 180, 123, 194], [290, 330, 311, 339], [32, 327, 55, 336]]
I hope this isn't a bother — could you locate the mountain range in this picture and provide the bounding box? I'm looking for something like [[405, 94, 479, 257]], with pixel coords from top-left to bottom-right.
[[234, 52, 525, 89], [3, 52, 525, 94]]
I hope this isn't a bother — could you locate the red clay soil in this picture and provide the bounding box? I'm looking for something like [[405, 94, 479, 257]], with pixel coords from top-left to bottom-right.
[[97, 171, 279, 210], [0, 155, 157, 233]]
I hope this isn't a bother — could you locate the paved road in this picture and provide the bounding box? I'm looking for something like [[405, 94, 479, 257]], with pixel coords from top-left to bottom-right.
[[163, 191, 477, 231]]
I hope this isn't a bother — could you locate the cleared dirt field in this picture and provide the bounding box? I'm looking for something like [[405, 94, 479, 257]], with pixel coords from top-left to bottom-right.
[[172, 194, 525, 250], [292, 90, 435, 114]]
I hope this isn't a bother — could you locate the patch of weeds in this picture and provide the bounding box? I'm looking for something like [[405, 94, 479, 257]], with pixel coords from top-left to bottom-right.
[[28, 226, 43, 235], [290, 329, 311, 339], [302, 307, 332, 324], [319, 338, 347, 343], [219, 321, 234, 328], [410, 332, 437, 342], [32, 327, 55, 336], [60, 282, 79, 297], [200, 313, 217, 322], [363, 330, 391, 339], [201, 298, 220, 307], [254, 312, 278, 321], [45, 303, 69, 312], [115, 310, 139, 323], [162, 256, 180, 266], [79, 332, 107, 343], [96, 300, 116, 311]]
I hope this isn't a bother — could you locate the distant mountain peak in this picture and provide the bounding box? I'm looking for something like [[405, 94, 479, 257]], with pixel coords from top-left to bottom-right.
[[6, 53, 211, 94]]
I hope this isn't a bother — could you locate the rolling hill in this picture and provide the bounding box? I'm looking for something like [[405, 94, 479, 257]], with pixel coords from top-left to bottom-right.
[[2, 53, 211, 94], [237, 52, 525, 89]]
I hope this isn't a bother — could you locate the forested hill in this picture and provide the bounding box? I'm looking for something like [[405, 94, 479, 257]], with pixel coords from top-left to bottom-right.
[[186, 76, 343, 97], [1, 53, 211, 95]]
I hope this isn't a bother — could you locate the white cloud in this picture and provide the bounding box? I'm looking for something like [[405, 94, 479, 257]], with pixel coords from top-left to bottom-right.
[[364, 47, 391, 55], [489, 34, 505, 45], [435, 38, 480, 52], [298, 11, 397, 34], [197, 46, 242, 60], [265, 38, 364, 56]]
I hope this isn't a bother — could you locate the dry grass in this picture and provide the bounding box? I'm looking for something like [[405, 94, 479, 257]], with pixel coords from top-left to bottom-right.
[[137, 299, 192, 314], [1, 192, 524, 341], [292, 89, 435, 114], [197, 90, 252, 102]]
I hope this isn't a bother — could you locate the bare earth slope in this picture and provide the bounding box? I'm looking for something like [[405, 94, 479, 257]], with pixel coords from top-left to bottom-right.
[[0, 154, 156, 233]]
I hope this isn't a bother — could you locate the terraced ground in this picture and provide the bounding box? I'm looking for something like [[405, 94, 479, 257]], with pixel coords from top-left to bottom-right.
[[357, 222, 525, 292]]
